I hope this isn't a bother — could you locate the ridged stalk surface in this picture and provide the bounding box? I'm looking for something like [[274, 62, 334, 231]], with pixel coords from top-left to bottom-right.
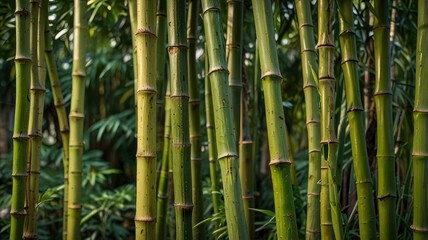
[[373, 0, 397, 239], [252, 0, 298, 238], [10, 0, 31, 238], [295, 0, 322, 238], [167, 0, 193, 239], [412, 1, 428, 239], [201, 0, 249, 238], [135, 1, 157, 239], [337, 1, 377, 238]]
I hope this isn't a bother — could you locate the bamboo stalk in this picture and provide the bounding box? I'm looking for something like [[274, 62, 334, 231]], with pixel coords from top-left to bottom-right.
[[226, 0, 243, 142], [128, 0, 137, 136], [10, 0, 31, 238], [373, 0, 397, 239], [252, 0, 298, 238], [45, 20, 70, 240], [201, 0, 249, 238], [67, 0, 88, 238], [135, 0, 157, 239], [411, 1, 428, 239], [156, 81, 171, 240], [295, 0, 322, 238], [24, 1, 47, 238], [187, 0, 204, 238], [204, 49, 221, 235], [337, 1, 377, 238], [167, 0, 193, 239]]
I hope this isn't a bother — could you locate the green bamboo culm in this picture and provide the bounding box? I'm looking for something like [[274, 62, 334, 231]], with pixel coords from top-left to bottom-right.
[[135, 0, 157, 239], [167, 0, 193, 239], [204, 49, 221, 236], [201, 0, 249, 238], [187, 0, 204, 238], [412, 1, 428, 239], [24, 1, 47, 238], [373, 0, 397, 239], [45, 20, 71, 240], [294, 0, 322, 239], [67, 0, 88, 239], [317, 0, 343, 238], [337, 0, 377, 238], [10, 0, 31, 238], [239, 76, 255, 239], [156, 81, 171, 240], [252, 0, 298, 238], [226, 0, 243, 141]]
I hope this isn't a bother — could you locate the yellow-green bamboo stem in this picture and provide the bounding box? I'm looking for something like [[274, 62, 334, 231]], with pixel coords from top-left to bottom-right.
[[201, 0, 249, 238], [45, 21, 70, 240], [226, 0, 243, 141], [10, 0, 31, 238], [187, 0, 204, 238], [412, 1, 428, 239], [167, 0, 193, 239], [239, 78, 254, 239], [67, 0, 88, 239], [252, 0, 298, 238], [135, 0, 157, 239], [24, 1, 47, 238], [156, 82, 171, 240], [204, 49, 221, 236], [337, 1, 377, 238], [317, 0, 344, 238], [373, 0, 397, 239], [295, 0, 322, 238]]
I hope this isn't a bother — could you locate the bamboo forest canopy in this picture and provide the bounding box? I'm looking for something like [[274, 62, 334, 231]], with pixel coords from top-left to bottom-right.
[[0, 0, 425, 239]]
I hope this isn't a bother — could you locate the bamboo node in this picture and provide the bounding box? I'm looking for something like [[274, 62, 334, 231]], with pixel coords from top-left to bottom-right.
[[12, 133, 29, 140], [208, 159, 216, 163], [10, 210, 27, 216], [228, 83, 242, 88], [377, 193, 396, 200], [68, 204, 82, 210], [174, 203, 193, 210], [347, 104, 364, 112], [28, 131, 43, 138], [226, 0, 243, 3], [15, 57, 32, 62], [156, 11, 166, 17], [201, 6, 220, 18], [157, 194, 167, 199], [11, 173, 27, 177], [208, 66, 229, 76], [135, 216, 156, 222], [301, 49, 317, 54], [135, 28, 157, 37], [269, 158, 292, 165], [306, 229, 321, 234], [168, 44, 188, 54], [15, 8, 30, 16], [69, 112, 85, 119], [307, 193, 320, 197], [341, 58, 358, 65], [226, 43, 240, 49], [136, 152, 156, 158], [242, 195, 254, 199], [218, 153, 238, 161], [374, 91, 392, 96], [410, 225, 428, 233], [316, 43, 334, 48], [54, 102, 66, 108], [191, 157, 202, 162], [260, 71, 282, 80], [172, 142, 191, 147], [30, 86, 47, 92], [306, 119, 320, 125], [373, 24, 390, 30], [239, 140, 253, 144], [339, 29, 356, 36], [69, 143, 84, 148], [170, 95, 189, 99], [413, 109, 428, 114], [72, 71, 86, 78], [29, 170, 40, 175], [308, 148, 321, 153], [320, 222, 333, 226], [319, 76, 335, 81], [189, 98, 201, 104], [136, 87, 157, 94], [299, 23, 314, 29]]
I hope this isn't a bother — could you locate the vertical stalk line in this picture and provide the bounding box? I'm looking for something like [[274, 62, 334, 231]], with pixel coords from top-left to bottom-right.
[[251, 0, 298, 238], [167, 0, 193, 239], [200, 0, 249, 238], [128, 0, 137, 136], [337, 1, 377, 238], [226, 0, 243, 142], [317, 0, 343, 238], [156, 81, 171, 240], [24, 0, 47, 238], [156, 0, 167, 157], [10, 0, 31, 238], [294, 0, 322, 239], [67, 0, 88, 238], [187, 0, 204, 238], [373, 0, 397, 239], [135, 1, 157, 239], [411, 1, 428, 239], [204, 48, 221, 235], [239, 71, 254, 239], [45, 19, 70, 240]]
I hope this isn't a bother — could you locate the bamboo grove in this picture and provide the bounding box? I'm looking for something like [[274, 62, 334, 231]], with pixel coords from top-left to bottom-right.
[[1, 0, 427, 239]]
